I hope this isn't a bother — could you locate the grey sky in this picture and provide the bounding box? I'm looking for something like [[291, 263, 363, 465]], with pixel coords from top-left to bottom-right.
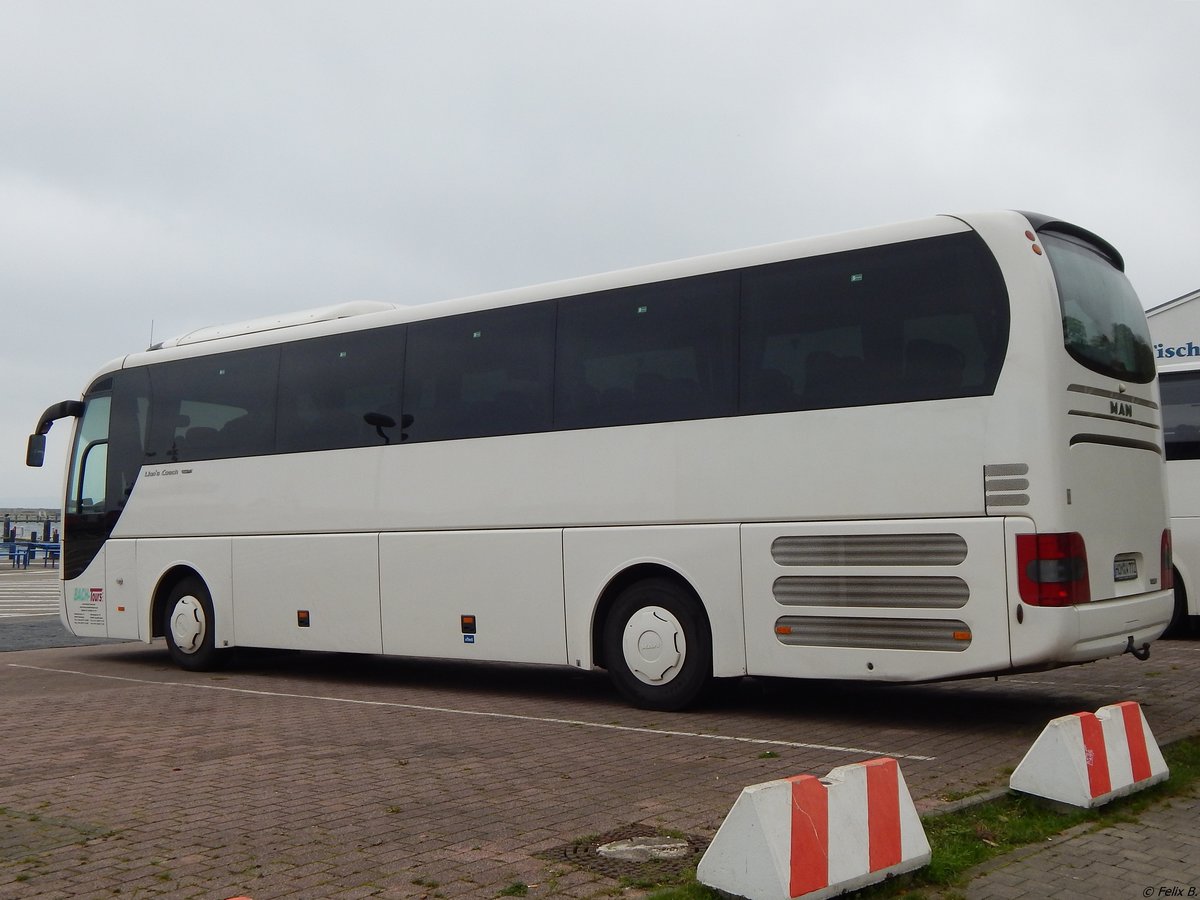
[[3, 0, 1198, 505]]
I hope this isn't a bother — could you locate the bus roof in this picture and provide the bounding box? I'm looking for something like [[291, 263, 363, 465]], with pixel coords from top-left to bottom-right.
[[99, 209, 1043, 384]]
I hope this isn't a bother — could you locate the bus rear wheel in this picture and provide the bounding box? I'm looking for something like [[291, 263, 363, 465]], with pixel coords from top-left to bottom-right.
[[603, 578, 712, 711], [163, 576, 220, 671]]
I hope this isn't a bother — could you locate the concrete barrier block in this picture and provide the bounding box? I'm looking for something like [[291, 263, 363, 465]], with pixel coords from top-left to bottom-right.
[[1010, 701, 1168, 808], [697, 757, 930, 900]]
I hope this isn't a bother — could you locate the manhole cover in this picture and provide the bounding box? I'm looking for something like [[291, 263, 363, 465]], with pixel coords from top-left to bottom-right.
[[538, 823, 708, 882], [598, 835, 691, 861]]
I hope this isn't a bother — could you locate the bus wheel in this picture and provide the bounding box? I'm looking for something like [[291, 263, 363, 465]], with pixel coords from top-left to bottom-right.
[[1165, 574, 1193, 638], [164, 577, 220, 671], [603, 578, 712, 711]]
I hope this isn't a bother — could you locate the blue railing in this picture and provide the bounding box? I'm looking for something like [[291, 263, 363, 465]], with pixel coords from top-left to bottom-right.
[[2, 542, 61, 568]]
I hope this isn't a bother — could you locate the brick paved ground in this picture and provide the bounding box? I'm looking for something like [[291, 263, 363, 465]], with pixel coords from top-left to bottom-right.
[[961, 783, 1200, 899], [1, 630, 1198, 898]]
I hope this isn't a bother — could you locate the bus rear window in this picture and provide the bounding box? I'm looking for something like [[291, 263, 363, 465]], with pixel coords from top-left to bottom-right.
[[1043, 232, 1155, 383]]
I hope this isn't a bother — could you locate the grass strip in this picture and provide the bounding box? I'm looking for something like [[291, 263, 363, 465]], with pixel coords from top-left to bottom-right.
[[645, 734, 1200, 899]]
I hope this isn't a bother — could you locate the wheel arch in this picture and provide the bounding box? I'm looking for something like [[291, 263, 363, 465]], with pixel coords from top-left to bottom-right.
[[590, 562, 712, 670], [149, 565, 204, 639], [1173, 563, 1197, 617], [1167, 564, 1195, 637]]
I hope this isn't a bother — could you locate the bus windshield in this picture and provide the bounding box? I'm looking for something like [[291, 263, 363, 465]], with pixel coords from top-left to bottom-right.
[[1044, 232, 1155, 383]]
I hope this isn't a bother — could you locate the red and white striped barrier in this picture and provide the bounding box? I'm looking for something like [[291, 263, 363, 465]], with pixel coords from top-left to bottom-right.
[[696, 757, 930, 900], [1009, 701, 1168, 808]]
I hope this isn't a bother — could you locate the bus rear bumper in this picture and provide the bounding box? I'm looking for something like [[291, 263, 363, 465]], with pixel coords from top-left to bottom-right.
[[1014, 589, 1174, 667]]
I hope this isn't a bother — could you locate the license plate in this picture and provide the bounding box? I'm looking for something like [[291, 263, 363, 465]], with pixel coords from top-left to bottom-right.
[[1114, 558, 1138, 582]]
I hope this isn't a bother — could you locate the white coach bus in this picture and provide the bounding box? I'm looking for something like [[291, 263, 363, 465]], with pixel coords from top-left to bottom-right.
[[1147, 289, 1200, 634], [27, 210, 1173, 709]]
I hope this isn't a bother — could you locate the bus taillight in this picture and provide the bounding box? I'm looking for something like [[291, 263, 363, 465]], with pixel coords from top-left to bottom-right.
[[1016, 532, 1091, 607], [1162, 529, 1174, 591]]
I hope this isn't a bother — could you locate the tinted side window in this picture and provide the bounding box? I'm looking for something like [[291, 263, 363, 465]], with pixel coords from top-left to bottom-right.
[[555, 272, 739, 429], [146, 345, 280, 462], [277, 326, 405, 452], [109, 366, 150, 512], [403, 302, 555, 442], [740, 232, 1009, 414], [1160, 371, 1200, 461]]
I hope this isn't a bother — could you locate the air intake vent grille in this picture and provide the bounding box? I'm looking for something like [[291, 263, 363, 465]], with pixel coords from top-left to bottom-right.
[[985, 463, 1030, 509], [774, 616, 971, 651], [770, 533, 968, 567], [773, 576, 968, 609]]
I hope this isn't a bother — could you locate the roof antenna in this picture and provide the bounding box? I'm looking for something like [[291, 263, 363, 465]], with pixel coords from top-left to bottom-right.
[[149, 319, 156, 350]]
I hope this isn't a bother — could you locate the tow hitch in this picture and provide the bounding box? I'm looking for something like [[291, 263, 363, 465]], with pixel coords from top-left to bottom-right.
[[1124, 635, 1151, 661]]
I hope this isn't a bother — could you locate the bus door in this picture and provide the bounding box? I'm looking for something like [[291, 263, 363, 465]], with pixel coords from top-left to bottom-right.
[[61, 390, 113, 637], [58, 370, 148, 640]]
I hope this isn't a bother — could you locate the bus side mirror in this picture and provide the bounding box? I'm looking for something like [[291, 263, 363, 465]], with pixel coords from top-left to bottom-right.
[[26, 433, 46, 468], [26, 399, 83, 468]]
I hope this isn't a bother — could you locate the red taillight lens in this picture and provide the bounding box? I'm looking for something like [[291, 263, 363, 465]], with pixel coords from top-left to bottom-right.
[[1162, 529, 1174, 591], [1016, 532, 1091, 607]]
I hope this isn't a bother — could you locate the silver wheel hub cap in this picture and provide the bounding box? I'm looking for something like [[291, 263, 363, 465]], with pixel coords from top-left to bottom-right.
[[169, 596, 206, 654], [622, 606, 686, 685]]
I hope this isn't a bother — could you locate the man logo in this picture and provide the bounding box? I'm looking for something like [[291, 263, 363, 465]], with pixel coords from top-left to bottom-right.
[[1110, 400, 1133, 418]]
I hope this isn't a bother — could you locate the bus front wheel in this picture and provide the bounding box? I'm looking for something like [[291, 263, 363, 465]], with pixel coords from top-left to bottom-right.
[[163, 577, 220, 671], [603, 578, 712, 711]]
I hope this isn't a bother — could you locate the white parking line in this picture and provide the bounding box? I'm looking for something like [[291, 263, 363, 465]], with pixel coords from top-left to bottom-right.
[[8, 663, 936, 761]]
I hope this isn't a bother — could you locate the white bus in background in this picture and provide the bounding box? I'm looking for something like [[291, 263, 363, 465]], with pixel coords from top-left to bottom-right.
[[1147, 288, 1200, 634], [27, 210, 1173, 710]]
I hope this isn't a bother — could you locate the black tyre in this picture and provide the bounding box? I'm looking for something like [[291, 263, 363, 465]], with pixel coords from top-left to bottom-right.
[[163, 576, 221, 671], [1164, 573, 1193, 638], [602, 577, 712, 711]]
